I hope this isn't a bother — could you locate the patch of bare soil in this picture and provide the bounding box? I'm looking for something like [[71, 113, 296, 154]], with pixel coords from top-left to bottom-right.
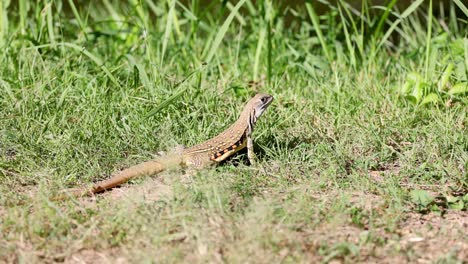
[[307, 196, 467, 263], [65, 249, 127, 264], [367, 161, 401, 184], [99, 177, 174, 202], [395, 211, 467, 262], [264, 187, 466, 263], [47, 171, 178, 209]]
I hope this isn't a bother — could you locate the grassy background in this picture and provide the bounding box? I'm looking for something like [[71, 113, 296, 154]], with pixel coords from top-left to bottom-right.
[[0, 0, 467, 262]]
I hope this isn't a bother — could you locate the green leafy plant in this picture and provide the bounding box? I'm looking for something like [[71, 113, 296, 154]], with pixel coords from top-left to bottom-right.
[[320, 242, 360, 263], [410, 189, 436, 213], [410, 189, 467, 213], [400, 36, 467, 106]]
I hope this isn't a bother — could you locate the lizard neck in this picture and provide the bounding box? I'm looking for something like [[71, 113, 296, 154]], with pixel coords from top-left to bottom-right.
[[183, 99, 256, 155]]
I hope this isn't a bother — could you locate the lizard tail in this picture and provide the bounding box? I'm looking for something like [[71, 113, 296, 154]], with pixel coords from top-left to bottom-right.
[[91, 159, 166, 193], [54, 147, 185, 200], [51, 160, 167, 200]]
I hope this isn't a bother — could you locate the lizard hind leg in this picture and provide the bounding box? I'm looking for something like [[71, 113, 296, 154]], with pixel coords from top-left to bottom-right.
[[157, 145, 185, 168], [181, 154, 217, 183]]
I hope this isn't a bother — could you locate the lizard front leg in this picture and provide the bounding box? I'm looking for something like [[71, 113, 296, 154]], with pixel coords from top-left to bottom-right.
[[246, 129, 257, 165]]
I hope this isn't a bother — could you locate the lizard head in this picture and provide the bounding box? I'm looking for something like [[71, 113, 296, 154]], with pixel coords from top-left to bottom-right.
[[250, 93, 274, 119], [238, 93, 273, 130]]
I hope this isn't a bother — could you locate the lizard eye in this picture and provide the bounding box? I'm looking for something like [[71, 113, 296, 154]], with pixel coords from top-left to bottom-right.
[[261, 97, 267, 103]]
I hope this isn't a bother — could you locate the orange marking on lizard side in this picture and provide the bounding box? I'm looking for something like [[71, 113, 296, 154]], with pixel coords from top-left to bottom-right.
[[209, 134, 246, 161]]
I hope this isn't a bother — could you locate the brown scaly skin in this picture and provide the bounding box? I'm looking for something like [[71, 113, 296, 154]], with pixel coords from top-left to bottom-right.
[[57, 93, 273, 200]]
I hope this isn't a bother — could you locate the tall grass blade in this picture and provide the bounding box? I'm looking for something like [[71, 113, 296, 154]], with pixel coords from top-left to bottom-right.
[[464, 38, 468, 79], [267, 17, 272, 85], [337, 3, 356, 68], [338, 0, 363, 60], [145, 0, 161, 16], [130, 0, 156, 82], [161, 0, 176, 66], [126, 54, 152, 92], [375, 0, 424, 54], [131, 0, 148, 28], [373, 0, 397, 39], [305, 3, 331, 63], [0, 0, 7, 47], [143, 64, 205, 120], [424, 0, 433, 81], [265, 0, 273, 85], [102, 0, 121, 22], [19, 0, 27, 34], [54, 42, 122, 88], [253, 28, 266, 82], [453, 0, 468, 17], [143, 87, 187, 120], [176, 1, 198, 21], [67, 0, 87, 39], [226, 1, 246, 26], [45, 1, 55, 46], [449, 1, 459, 33], [204, 0, 247, 64], [171, 3, 181, 38]]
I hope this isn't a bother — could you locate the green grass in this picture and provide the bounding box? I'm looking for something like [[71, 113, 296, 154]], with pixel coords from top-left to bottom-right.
[[0, 0, 467, 262]]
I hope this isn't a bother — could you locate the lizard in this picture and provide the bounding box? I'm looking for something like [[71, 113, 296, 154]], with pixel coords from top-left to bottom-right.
[[57, 93, 274, 199]]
